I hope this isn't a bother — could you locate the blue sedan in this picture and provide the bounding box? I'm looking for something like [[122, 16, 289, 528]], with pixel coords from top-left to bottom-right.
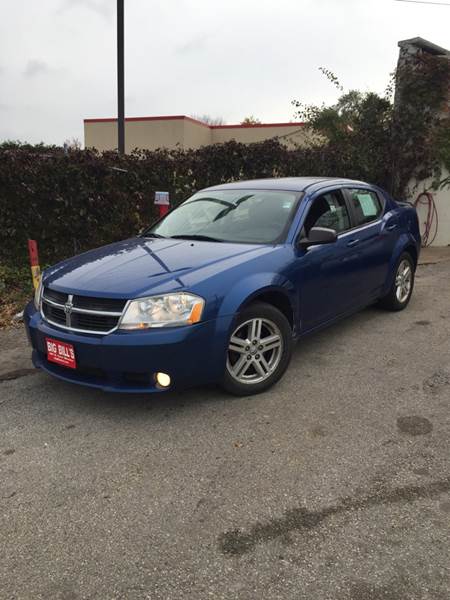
[[24, 177, 420, 395]]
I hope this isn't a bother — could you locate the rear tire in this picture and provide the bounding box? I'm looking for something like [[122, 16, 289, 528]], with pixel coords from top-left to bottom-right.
[[221, 302, 293, 396], [379, 252, 415, 311]]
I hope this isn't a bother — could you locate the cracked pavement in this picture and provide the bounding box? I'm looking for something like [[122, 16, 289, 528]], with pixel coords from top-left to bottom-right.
[[1, 259, 450, 599]]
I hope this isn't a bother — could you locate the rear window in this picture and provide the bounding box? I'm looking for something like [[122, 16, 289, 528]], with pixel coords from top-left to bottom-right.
[[348, 189, 383, 226]]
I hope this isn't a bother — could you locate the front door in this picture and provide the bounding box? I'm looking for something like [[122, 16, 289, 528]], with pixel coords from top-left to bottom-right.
[[294, 189, 361, 332]]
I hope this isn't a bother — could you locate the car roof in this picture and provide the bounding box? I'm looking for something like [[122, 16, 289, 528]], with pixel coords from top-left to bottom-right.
[[201, 177, 369, 194]]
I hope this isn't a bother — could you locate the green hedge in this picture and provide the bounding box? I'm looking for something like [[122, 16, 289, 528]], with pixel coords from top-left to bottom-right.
[[0, 138, 391, 270]]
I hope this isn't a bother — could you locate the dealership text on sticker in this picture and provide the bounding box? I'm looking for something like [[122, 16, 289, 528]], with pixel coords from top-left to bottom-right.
[[45, 337, 77, 369]]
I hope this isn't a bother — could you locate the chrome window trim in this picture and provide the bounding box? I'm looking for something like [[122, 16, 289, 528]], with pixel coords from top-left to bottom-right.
[[304, 218, 384, 252], [295, 211, 383, 247], [337, 218, 383, 239]]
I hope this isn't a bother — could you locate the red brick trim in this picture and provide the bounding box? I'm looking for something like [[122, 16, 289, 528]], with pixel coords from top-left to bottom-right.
[[211, 122, 304, 129], [84, 115, 304, 129]]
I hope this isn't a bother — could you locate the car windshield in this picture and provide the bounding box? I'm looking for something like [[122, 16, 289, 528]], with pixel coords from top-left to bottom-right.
[[147, 190, 300, 244]]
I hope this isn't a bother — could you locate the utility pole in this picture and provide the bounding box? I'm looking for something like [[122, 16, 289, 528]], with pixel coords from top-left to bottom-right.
[[117, 0, 125, 154]]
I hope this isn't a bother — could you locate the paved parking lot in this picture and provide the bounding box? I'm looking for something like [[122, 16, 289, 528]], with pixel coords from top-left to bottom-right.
[[1, 258, 450, 600]]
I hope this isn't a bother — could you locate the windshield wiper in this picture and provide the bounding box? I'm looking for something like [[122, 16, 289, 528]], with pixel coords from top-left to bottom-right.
[[170, 234, 223, 242], [142, 232, 167, 239]]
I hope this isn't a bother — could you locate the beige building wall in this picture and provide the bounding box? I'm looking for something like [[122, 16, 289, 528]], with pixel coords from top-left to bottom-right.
[[84, 117, 191, 153], [211, 124, 308, 147], [84, 116, 309, 152], [84, 120, 119, 152], [125, 119, 186, 152], [183, 118, 212, 148]]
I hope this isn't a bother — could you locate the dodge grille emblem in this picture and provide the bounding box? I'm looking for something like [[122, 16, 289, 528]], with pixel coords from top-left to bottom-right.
[[64, 295, 74, 327], [64, 301, 73, 315]]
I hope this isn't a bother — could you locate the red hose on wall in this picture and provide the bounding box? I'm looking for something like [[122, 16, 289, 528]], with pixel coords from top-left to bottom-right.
[[414, 191, 438, 247]]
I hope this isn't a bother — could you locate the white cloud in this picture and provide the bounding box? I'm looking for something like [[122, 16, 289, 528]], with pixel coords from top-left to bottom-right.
[[57, 0, 113, 19], [175, 33, 210, 55], [23, 60, 50, 78]]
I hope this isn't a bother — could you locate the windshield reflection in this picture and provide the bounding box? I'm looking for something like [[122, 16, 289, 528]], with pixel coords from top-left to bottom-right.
[[148, 190, 299, 244]]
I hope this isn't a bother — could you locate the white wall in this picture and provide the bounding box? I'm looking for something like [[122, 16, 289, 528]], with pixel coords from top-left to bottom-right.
[[409, 167, 450, 246]]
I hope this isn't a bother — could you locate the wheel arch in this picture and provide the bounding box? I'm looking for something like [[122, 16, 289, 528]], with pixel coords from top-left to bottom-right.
[[381, 234, 419, 296], [238, 288, 295, 330], [216, 272, 298, 335], [403, 244, 418, 268]]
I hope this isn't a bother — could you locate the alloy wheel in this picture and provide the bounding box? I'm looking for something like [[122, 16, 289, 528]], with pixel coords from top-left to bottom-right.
[[395, 259, 412, 303], [226, 317, 283, 385]]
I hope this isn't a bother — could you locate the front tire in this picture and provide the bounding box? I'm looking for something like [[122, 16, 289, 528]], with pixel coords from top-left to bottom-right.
[[221, 302, 293, 396], [379, 252, 415, 311]]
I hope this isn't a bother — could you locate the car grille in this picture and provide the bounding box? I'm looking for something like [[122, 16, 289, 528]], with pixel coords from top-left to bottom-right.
[[41, 287, 127, 334]]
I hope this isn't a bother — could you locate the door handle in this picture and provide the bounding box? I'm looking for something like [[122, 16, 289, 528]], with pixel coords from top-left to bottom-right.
[[347, 239, 359, 248], [386, 223, 397, 231]]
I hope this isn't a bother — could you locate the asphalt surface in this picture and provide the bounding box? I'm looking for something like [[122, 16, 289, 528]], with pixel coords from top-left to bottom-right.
[[1, 260, 450, 600]]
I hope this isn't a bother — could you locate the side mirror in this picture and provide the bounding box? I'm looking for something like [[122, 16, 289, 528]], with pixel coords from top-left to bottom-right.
[[299, 227, 337, 249]]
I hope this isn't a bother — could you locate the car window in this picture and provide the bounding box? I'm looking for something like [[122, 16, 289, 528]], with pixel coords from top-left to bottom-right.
[[148, 190, 299, 244], [303, 191, 350, 235], [348, 189, 383, 226]]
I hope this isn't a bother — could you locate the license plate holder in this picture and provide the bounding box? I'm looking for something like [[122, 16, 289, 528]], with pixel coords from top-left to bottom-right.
[[45, 337, 76, 369]]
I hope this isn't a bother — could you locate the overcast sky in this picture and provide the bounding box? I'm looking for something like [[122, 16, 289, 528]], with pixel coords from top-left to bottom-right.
[[0, 0, 448, 146]]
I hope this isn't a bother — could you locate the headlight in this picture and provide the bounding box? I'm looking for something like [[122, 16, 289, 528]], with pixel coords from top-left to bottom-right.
[[119, 293, 205, 330], [34, 277, 43, 309]]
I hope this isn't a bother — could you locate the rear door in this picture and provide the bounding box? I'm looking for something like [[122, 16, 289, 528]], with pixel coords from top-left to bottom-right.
[[342, 187, 398, 300]]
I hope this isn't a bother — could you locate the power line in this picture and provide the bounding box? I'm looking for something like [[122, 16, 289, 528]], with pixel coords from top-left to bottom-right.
[[394, 0, 450, 6]]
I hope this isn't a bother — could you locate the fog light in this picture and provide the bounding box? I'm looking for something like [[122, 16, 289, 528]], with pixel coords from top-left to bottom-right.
[[155, 372, 171, 388]]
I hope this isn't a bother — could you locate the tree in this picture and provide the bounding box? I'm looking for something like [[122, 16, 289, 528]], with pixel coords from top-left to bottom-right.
[[191, 114, 225, 126], [63, 137, 82, 150], [291, 63, 450, 195], [241, 116, 261, 125], [292, 80, 393, 192]]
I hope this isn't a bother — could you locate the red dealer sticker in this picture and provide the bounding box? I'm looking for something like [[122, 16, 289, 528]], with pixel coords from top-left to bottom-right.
[[45, 337, 76, 369]]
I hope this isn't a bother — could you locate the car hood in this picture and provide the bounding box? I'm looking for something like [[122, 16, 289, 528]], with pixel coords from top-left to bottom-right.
[[44, 237, 268, 298]]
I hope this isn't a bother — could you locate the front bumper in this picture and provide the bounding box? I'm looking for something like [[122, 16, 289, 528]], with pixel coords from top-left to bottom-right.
[[24, 302, 233, 393]]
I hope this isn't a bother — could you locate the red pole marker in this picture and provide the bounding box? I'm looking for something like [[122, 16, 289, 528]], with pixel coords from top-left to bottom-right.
[[159, 204, 169, 218], [28, 239, 41, 290], [155, 191, 170, 219]]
